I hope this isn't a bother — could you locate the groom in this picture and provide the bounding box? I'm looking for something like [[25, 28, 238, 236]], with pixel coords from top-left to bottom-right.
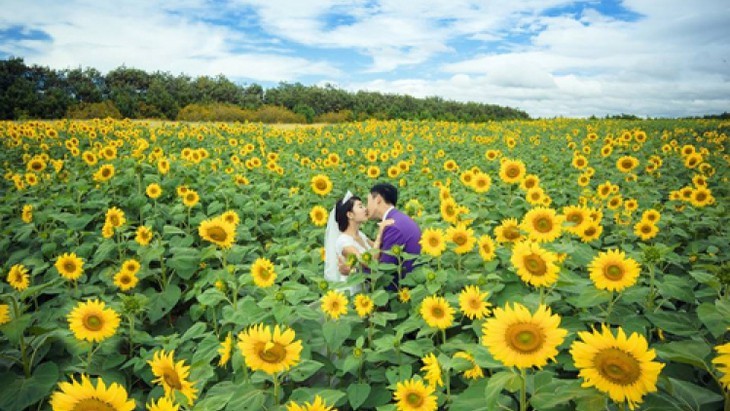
[[340, 182, 422, 288]]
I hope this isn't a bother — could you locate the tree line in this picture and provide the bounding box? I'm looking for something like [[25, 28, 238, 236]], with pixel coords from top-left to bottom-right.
[[0, 57, 529, 122]]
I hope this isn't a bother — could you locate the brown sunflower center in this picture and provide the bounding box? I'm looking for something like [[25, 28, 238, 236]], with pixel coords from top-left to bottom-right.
[[505, 323, 544, 354], [504, 226, 521, 240], [604, 264, 624, 281], [120, 274, 131, 284], [431, 306, 444, 319], [695, 192, 707, 201], [525, 179, 536, 189], [71, 398, 116, 411], [641, 225, 652, 234], [207, 226, 228, 242], [481, 243, 492, 254], [621, 160, 633, 169], [429, 237, 440, 247], [109, 215, 120, 226], [315, 180, 327, 190], [534, 216, 553, 233], [63, 261, 77, 273], [567, 213, 583, 225], [185, 193, 196, 202], [31, 162, 42, 171], [453, 234, 467, 246], [523, 254, 547, 276], [406, 392, 424, 406], [101, 168, 111, 178], [468, 298, 482, 310], [83, 314, 103, 331], [162, 368, 183, 389], [506, 166, 520, 178], [584, 227, 597, 237], [594, 348, 641, 386], [259, 343, 287, 364]]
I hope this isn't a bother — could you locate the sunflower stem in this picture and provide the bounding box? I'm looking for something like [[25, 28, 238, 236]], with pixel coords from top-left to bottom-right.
[[86, 342, 95, 373], [127, 315, 134, 357], [11, 298, 30, 378], [519, 368, 528, 411], [605, 291, 616, 324], [272, 373, 280, 406], [646, 264, 656, 310], [441, 328, 447, 346]]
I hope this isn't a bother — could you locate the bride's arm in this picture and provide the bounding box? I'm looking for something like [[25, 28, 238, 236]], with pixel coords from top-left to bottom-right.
[[339, 246, 361, 275]]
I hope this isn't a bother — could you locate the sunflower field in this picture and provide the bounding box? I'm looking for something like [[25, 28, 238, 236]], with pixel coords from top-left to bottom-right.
[[0, 118, 728, 411]]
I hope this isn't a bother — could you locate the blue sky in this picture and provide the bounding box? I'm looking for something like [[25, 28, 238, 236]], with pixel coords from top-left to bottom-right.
[[1, 0, 729, 117]]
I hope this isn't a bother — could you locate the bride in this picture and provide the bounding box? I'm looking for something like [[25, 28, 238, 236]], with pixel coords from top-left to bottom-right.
[[324, 191, 393, 293]]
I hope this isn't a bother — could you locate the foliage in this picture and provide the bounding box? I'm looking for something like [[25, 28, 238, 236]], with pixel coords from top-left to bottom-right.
[[0, 118, 728, 411]]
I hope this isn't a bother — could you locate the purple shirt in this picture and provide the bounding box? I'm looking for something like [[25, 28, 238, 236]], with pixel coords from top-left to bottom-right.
[[379, 208, 422, 282]]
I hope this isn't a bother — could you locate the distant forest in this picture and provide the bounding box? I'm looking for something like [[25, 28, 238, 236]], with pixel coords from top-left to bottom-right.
[[0, 57, 530, 122]]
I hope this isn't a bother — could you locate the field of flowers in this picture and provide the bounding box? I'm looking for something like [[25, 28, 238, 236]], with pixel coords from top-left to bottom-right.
[[0, 118, 728, 411]]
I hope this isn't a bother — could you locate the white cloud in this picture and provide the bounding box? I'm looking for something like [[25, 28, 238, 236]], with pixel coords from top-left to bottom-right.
[[0, 0, 340, 81]]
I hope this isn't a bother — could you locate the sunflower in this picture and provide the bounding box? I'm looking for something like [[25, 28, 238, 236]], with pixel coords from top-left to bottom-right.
[[146, 183, 162, 199], [148, 350, 198, 405], [511, 241, 560, 288], [713, 342, 730, 390], [367, 165, 381, 179], [146, 396, 179, 411], [499, 159, 526, 184], [221, 210, 240, 226], [458, 285, 492, 320], [525, 187, 545, 205], [311, 174, 333, 196], [136, 226, 153, 246], [93, 164, 115, 182], [7, 264, 30, 291], [113, 270, 139, 291], [55, 252, 85, 281], [102, 223, 114, 239], [199, 217, 236, 249], [473, 173, 491, 193], [158, 159, 170, 174], [520, 207, 563, 243], [354, 294, 375, 317], [482, 303, 567, 369], [588, 249, 641, 292], [563, 205, 591, 235], [439, 198, 460, 225], [690, 187, 714, 207], [446, 224, 476, 254], [633, 220, 658, 241], [421, 353, 443, 388], [454, 351, 484, 380], [27, 157, 47, 173], [495, 218, 523, 244], [21, 204, 33, 223], [250, 257, 277, 288], [399, 287, 411, 303], [50, 375, 135, 411], [286, 395, 335, 411], [218, 332, 233, 367], [572, 155, 588, 169], [521, 174, 540, 191], [68, 299, 120, 343], [570, 325, 664, 410], [684, 153, 702, 169], [477, 235, 496, 262], [0, 304, 10, 325], [616, 156, 639, 173], [237, 323, 302, 375], [183, 190, 199, 208], [641, 209, 661, 224], [321, 290, 348, 319], [309, 206, 329, 227], [393, 378, 438, 411], [420, 295, 454, 329], [105, 207, 126, 228]]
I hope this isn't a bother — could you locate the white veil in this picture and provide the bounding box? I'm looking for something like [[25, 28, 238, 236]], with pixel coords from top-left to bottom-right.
[[324, 190, 353, 282]]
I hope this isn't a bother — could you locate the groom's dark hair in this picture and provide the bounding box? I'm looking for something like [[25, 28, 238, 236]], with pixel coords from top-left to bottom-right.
[[370, 182, 398, 206]]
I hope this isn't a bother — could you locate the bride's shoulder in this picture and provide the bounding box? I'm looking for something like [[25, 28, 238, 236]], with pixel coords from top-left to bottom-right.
[[336, 233, 354, 247]]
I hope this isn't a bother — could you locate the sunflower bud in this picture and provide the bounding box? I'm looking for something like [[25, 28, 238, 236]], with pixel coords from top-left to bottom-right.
[[275, 292, 285, 301], [391, 245, 404, 257], [427, 271, 436, 281], [353, 347, 363, 358], [215, 280, 227, 292], [642, 246, 661, 265], [318, 280, 329, 291]]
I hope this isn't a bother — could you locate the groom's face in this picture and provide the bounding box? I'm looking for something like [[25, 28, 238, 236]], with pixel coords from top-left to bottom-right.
[[366, 192, 377, 219]]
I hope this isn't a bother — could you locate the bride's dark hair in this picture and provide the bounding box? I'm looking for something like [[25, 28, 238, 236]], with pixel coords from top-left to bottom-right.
[[334, 195, 361, 232]]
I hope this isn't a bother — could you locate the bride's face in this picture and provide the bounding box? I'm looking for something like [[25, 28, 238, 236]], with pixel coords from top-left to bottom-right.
[[348, 200, 369, 223]]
